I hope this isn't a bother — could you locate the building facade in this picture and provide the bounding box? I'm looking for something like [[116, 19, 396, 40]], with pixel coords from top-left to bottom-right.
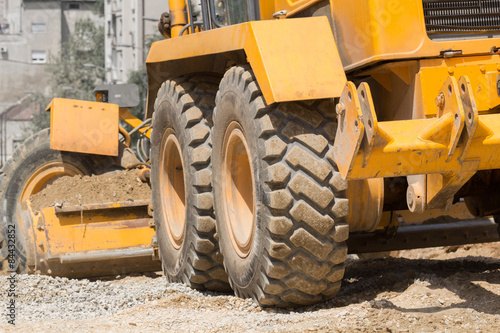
[[0, 96, 41, 168], [0, 0, 166, 167], [0, 0, 99, 108], [0, 0, 100, 167], [104, 0, 165, 84]]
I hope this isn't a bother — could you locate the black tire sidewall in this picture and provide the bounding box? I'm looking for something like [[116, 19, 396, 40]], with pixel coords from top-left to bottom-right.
[[151, 93, 193, 278], [213, 90, 266, 290]]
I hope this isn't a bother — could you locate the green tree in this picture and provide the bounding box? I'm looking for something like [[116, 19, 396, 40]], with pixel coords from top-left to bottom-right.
[[94, 0, 105, 16], [125, 33, 163, 156], [47, 19, 105, 101], [21, 19, 105, 139], [126, 33, 164, 119]]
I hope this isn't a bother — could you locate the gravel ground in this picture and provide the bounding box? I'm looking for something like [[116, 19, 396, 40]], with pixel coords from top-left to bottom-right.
[[1, 243, 500, 332]]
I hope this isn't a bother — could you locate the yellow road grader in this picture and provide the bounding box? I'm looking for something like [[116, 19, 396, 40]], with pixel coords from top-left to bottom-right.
[[2, 0, 500, 307]]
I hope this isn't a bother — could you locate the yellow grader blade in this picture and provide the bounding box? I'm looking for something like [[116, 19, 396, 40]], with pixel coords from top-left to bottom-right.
[[19, 200, 160, 278]]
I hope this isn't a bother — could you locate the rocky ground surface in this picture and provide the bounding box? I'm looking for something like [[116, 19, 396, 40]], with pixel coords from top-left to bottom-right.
[[1, 243, 499, 332]]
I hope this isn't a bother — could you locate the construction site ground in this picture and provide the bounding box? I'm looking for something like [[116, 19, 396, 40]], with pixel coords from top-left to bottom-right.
[[0, 243, 498, 332], [1, 171, 499, 331]]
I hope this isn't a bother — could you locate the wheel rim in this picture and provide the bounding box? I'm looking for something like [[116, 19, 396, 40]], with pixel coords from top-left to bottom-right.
[[21, 162, 84, 203], [222, 122, 255, 258], [347, 178, 384, 232], [159, 131, 187, 249]]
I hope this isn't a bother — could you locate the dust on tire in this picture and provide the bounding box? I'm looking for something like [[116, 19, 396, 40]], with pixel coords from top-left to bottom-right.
[[212, 65, 349, 308]]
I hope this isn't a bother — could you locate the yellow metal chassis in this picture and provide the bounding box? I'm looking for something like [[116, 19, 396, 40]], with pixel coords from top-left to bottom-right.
[[334, 74, 500, 212], [145, 17, 346, 118]]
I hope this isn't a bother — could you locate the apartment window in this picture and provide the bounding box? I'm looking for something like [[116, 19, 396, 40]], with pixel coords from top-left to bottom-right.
[[111, 15, 117, 38], [31, 50, 47, 64], [0, 23, 9, 34], [31, 23, 46, 34]]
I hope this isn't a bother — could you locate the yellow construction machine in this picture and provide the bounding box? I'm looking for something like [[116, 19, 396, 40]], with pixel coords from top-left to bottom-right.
[[0, 85, 161, 278], [3, 0, 500, 307]]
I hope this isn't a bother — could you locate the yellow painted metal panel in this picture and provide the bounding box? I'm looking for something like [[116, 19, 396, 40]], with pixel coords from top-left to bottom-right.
[[331, 0, 425, 70], [49, 98, 119, 156], [146, 17, 346, 105], [343, 114, 500, 179], [34, 203, 155, 256], [247, 18, 346, 102], [418, 56, 500, 117], [331, 0, 500, 71], [259, 1, 276, 20]]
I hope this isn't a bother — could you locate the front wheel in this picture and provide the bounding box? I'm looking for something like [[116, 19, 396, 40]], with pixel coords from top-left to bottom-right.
[[0, 129, 98, 272], [212, 66, 349, 307]]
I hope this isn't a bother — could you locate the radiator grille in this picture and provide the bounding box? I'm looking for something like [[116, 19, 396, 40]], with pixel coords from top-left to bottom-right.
[[423, 0, 500, 34]]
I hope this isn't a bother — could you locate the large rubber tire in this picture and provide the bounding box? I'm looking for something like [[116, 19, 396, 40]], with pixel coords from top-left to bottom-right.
[[151, 75, 230, 292], [0, 129, 98, 273], [212, 66, 349, 307]]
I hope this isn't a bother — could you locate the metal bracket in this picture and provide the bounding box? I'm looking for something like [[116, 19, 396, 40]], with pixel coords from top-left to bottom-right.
[[435, 76, 465, 160], [333, 82, 365, 178], [358, 83, 379, 167], [333, 82, 381, 177], [415, 75, 480, 211], [457, 76, 479, 161], [333, 77, 487, 214], [426, 160, 480, 210]]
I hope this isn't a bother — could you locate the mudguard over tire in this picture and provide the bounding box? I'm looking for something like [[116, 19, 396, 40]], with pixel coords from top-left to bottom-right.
[[212, 65, 349, 307], [0, 129, 98, 272], [151, 75, 230, 292]]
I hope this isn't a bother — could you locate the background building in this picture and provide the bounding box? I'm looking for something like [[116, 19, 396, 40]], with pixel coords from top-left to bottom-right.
[[0, 95, 41, 167], [0, 0, 100, 167], [104, 0, 165, 84], [0, 0, 99, 109], [0, 0, 166, 167]]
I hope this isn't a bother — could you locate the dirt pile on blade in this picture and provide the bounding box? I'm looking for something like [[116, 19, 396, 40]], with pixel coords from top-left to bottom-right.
[[30, 169, 151, 212]]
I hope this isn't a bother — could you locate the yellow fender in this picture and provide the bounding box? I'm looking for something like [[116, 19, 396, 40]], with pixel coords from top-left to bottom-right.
[[145, 16, 347, 118]]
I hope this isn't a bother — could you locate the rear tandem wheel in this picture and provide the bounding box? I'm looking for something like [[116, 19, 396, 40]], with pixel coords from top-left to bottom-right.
[[150, 75, 230, 292], [212, 65, 350, 307]]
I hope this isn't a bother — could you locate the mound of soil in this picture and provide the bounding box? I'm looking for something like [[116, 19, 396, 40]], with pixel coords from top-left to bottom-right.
[[30, 169, 151, 212]]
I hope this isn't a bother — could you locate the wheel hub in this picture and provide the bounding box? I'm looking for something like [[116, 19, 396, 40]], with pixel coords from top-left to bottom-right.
[[160, 131, 187, 249], [222, 122, 255, 258]]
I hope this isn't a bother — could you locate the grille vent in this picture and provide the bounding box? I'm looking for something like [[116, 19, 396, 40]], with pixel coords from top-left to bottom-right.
[[424, 0, 500, 34]]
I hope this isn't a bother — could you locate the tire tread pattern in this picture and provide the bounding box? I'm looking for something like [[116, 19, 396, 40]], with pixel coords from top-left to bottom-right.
[[153, 76, 229, 291], [215, 66, 349, 307]]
